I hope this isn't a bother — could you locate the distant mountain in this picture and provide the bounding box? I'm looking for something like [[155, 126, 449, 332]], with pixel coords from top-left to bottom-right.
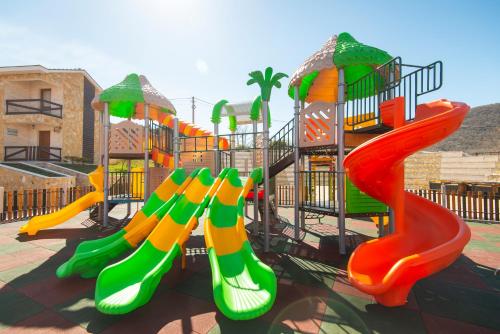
[[427, 103, 500, 154]]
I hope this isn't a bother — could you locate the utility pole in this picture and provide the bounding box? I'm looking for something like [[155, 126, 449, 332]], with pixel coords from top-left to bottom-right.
[[191, 96, 196, 124]]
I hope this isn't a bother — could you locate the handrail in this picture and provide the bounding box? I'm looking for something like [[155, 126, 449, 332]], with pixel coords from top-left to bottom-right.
[[345, 57, 443, 130], [269, 118, 294, 166], [6, 99, 63, 118], [4, 146, 62, 161], [150, 121, 173, 154]]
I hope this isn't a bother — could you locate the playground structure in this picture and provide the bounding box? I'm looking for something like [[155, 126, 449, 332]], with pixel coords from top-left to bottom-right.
[[17, 31, 472, 314]]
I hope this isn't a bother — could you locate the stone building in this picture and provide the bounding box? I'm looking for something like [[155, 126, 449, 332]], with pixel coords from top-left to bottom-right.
[[0, 65, 102, 163]]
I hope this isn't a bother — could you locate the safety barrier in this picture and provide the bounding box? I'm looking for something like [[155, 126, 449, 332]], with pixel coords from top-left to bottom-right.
[[1, 186, 94, 223]]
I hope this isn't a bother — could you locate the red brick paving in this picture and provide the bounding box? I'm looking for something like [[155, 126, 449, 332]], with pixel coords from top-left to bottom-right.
[[100, 290, 217, 334], [0, 210, 499, 333], [422, 312, 499, 334], [0, 310, 87, 334], [18, 276, 95, 308]]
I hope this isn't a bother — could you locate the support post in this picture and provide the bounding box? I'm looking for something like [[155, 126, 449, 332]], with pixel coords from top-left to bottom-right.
[[262, 101, 270, 252], [103, 103, 110, 227], [336, 68, 346, 255], [378, 213, 385, 237], [173, 118, 180, 169], [441, 183, 447, 208], [252, 120, 259, 236], [214, 123, 220, 174], [98, 110, 104, 221], [191, 96, 196, 124], [144, 104, 150, 201], [127, 159, 131, 216], [293, 85, 301, 240], [230, 131, 235, 168], [300, 154, 306, 229], [388, 209, 395, 234]]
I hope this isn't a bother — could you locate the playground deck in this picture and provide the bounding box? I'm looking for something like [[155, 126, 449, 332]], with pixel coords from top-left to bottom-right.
[[0, 205, 498, 334]]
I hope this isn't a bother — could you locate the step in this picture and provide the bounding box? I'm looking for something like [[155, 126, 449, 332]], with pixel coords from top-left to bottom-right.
[[56, 163, 98, 174], [0, 162, 66, 178]]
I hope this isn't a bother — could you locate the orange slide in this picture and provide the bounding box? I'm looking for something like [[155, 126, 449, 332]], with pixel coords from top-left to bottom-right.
[[344, 98, 471, 306]]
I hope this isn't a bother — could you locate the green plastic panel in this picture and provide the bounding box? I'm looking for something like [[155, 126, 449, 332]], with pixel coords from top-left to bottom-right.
[[346, 177, 387, 214]]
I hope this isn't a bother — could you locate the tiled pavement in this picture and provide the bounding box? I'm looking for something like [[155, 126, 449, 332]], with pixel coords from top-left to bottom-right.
[[0, 206, 498, 334]]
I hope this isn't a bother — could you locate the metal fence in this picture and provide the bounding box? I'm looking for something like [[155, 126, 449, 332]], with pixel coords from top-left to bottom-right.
[[1, 186, 94, 222]]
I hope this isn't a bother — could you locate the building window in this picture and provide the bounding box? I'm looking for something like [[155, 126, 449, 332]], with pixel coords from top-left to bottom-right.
[[7, 128, 18, 136]]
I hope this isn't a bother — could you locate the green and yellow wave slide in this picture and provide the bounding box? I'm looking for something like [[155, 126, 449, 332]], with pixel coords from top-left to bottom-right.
[[205, 168, 277, 320], [94, 168, 229, 314], [57, 168, 194, 279]]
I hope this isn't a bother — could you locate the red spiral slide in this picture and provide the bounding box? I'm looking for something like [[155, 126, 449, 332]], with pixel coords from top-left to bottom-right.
[[344, 97, 471, 306]]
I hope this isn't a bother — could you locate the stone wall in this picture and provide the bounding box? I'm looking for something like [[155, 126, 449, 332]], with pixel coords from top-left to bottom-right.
[[404, 151, 500, 189], [404, 151, 442, 189], [0, 71, 101, 163], [0, 165, 74, 192]]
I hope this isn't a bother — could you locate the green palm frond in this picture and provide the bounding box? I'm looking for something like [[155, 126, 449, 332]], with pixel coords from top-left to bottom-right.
[[271, 72, 288, 88], [211, 99, 228, 124], [247, 71, 265, 86], [264, 67, 274, 82], [250, 95, 262, 121], [228, 114, 237, 132]]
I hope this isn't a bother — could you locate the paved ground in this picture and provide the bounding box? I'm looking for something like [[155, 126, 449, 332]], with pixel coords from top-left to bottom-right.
[[0, 204, 498, 334]]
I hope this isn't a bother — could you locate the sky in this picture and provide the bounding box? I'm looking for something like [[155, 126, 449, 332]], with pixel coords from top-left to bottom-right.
[[1, 0, 499, 131]]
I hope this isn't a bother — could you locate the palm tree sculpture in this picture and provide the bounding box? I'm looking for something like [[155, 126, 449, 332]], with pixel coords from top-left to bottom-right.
[[246, 67, 288, 252]]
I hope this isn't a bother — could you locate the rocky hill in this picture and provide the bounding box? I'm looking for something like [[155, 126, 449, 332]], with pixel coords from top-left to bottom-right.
[[427, 103, 500, 154]]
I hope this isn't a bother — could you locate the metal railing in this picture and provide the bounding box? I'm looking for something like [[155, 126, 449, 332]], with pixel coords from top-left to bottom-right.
[[178, 132, 262, 153], [345, 57, 443, 130], [6, 99, 63, 118], [300, 171, 336, 212], [269, 118, 294, 166], [4, 146, 62, 161], [276, 184, 295, 207], [220, 151, 231, 169], [150, 121, 173, 154], [109, 171, 144, 201]]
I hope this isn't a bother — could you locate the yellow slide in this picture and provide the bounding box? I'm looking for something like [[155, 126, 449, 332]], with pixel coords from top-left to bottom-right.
[[19, 166, 104, 236]]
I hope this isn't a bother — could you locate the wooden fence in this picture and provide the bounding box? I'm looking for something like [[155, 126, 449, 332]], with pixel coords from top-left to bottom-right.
[[1, 186, 94, 223], [275, 184, 499, 223], [407, 189, 499, 223]]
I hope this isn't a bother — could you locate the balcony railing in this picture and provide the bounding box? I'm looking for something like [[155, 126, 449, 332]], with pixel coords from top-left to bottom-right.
[[4, 146, 62, 161], [5, 99, 63, 118]]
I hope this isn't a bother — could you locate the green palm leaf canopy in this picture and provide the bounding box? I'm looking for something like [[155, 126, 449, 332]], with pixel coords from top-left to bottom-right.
[[92, 73, 176, 118], [288, 32, 393, 102]]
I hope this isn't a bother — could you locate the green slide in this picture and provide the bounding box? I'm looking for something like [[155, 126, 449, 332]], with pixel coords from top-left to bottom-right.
[[95, 168, 228, 314], [57, 168, 192, 279], [204, 168, 277, 320]]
